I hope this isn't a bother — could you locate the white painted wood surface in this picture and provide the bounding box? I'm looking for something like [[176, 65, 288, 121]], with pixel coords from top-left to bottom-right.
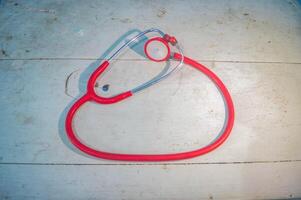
[[0, 0, 301, 199], [1, 163, 301, 200]]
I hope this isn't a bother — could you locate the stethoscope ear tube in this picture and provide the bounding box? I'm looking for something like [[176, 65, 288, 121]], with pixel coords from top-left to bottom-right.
[[65, 52, 234, 161]]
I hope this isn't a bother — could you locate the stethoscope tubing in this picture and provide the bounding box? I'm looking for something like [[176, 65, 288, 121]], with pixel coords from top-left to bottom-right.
[[65, 53, 234, 161]]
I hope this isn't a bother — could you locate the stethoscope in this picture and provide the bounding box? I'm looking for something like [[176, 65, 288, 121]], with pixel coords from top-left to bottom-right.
[[65, 28, 235, 161]]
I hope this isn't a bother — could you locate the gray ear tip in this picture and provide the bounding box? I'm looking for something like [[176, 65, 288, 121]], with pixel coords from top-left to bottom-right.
[[102, 84, 110, 92]]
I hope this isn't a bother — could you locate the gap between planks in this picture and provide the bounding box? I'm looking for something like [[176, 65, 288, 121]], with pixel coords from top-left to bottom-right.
[[1, 159, 301, 166], [0, 58, 301, 65]]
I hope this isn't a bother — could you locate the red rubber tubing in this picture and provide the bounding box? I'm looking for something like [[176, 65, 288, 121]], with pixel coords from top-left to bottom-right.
[[65, 53, 235, 161]]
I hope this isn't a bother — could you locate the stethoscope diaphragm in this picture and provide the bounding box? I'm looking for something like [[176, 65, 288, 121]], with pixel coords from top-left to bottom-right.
[[144, 37, 170, 62]]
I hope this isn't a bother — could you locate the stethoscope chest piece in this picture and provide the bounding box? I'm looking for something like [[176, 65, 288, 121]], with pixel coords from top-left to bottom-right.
[[144, 37, 171, 62]]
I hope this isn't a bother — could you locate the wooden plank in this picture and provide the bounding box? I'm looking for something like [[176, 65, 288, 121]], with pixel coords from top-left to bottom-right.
[[0, 0, 300, 62], [0, 60, 300, 164], [1, 162, 301, 199]]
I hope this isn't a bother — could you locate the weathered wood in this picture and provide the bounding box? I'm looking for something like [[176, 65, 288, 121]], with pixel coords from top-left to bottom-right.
[[1, 0, 301, 199], [0, 60, 300, 164], [0, 0, 300, 62], [1, 162, 301, 200]]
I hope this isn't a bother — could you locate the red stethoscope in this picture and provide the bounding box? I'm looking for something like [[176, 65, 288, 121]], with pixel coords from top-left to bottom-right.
[[65, 28, 235, 161]]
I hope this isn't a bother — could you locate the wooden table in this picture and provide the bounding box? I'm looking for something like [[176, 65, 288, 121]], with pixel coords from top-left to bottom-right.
[[0, 0, 300, 199]]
